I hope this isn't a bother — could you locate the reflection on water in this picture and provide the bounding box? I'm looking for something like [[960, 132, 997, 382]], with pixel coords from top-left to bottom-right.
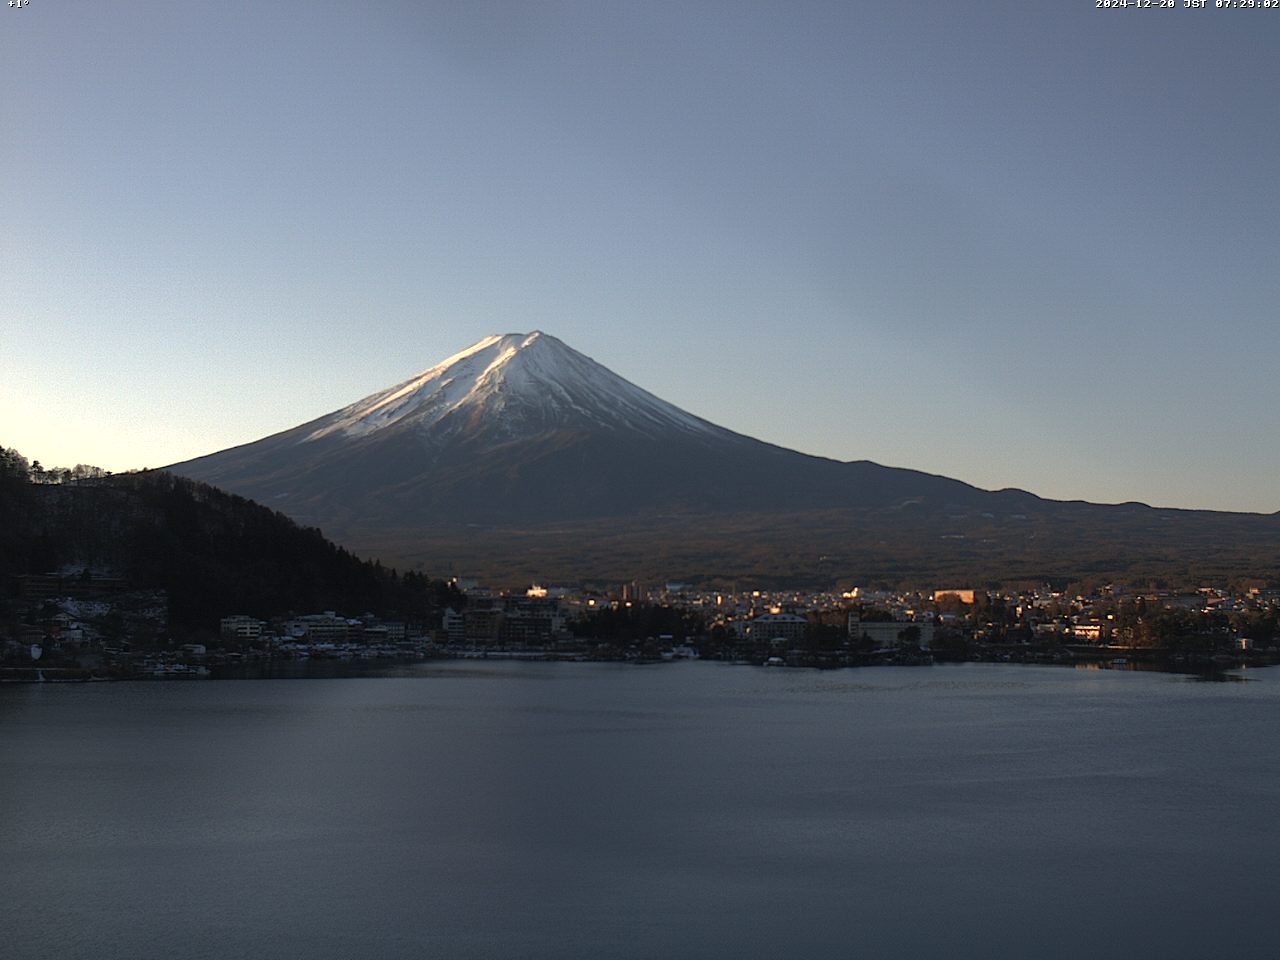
[[1072, 659, 1255, 681], [1185, 669, 1253, 681], [2, 661, 1279, 960]]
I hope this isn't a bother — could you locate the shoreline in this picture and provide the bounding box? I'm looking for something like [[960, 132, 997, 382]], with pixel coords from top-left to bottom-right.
[[4, 647, 1274, 683]]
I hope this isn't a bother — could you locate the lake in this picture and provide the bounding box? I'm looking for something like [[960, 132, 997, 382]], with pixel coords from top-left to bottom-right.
[[3, 661, 1278, 959]]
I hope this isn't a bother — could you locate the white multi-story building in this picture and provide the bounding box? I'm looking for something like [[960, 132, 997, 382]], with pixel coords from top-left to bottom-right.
[[749, 612, 808, 645], [220, 615, 264, 641], [284, 613, 349, 643], [850, 620, 935, 649]]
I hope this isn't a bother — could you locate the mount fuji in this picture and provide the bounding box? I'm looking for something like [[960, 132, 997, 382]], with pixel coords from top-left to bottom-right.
[[167, 332, 1280, 585]]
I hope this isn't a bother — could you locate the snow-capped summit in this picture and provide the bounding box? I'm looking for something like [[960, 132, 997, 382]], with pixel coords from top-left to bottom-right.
[[167, 330, 1018, 558], [304, 331, 721, 443], [164, 331, 1279, 584]]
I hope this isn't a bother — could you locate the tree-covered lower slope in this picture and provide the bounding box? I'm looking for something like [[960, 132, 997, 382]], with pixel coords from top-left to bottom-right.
[[0, 452, 457, 633], [350, 502, 1280, 591]]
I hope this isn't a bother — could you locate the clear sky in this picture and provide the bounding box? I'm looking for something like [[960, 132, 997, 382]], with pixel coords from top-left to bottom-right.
[[3, 1, 1277, 513]]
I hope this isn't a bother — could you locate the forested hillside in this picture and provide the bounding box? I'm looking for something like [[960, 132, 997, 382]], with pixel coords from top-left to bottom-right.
[[0, 447, 458, 632]]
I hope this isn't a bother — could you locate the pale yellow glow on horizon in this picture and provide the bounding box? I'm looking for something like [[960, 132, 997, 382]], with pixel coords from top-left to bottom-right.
[[3, 392, 218, 474]]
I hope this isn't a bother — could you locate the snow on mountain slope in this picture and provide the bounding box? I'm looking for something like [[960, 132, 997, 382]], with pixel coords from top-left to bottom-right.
[[167, 329, 1017, 531], [161, 330, 1280, 583], [304, 331, 726, 444]]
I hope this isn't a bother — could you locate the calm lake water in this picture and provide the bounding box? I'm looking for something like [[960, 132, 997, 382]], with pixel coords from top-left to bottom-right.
[[3, 661, 1279, 959]]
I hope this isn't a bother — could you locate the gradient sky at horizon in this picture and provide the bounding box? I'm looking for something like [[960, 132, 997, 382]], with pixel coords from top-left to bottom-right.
[[3, 1, 1277, 512]]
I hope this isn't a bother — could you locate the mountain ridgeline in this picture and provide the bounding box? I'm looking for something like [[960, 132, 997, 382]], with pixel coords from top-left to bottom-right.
[[168, 332, 1016, 523], [0, 454, 458, 632], [166, 333, 1280, 587]]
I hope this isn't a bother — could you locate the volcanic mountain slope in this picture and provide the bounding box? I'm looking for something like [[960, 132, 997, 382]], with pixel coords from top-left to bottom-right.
[[171, 332, 1033, 525], [168, 332, 1280, 585]]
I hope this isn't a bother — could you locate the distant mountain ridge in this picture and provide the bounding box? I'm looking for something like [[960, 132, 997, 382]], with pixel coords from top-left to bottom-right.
[[167, 332, 1280, 586], [169, 332, 1040, 523]]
